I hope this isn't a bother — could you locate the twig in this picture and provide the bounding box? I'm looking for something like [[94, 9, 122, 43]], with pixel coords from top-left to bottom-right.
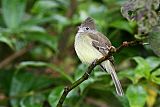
[[0, 43, 33, 69], [56, 40, 142, 107]]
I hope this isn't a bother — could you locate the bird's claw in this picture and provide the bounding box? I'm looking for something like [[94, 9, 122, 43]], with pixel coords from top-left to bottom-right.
[[108, 46, 116, 52], [92, 59, 99, 65]]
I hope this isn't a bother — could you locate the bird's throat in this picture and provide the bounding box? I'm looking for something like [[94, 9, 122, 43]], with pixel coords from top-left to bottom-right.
[[74, 33, 103, 64]]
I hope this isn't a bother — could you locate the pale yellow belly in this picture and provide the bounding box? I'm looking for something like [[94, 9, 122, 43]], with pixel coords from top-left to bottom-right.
[[74, 34, 103, 64]]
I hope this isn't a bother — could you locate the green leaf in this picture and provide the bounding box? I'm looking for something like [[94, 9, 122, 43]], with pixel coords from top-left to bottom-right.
[[0, 33, 14, 49], [32, 0, 58, 14], [88, 4, 107, 20], [149, 25, 160, 57], [20, 25, 46, 33], [74, 64, 94, 93], [74, 64, 87, 81], [17, 61, 73, 82], [48, 86, 64, 107], [118, 69, 135, 83], [116, 95, 130, 107], [0, 70, 14, 94], [146, 56, 160, 70], [120, 57, 158, 84], [25, 32, 58, 52], [10, 72, 35, 107], [151, 68, 160, 84], [17, 61, 50, 70], [10, 71, 53, 107], [126, 85, 147, 107], [19, 93, 45, 107], [2, 0, 26, 29], [53, 14, 70, 26], [109, 20, 134, 34], [133, 57, 151, 80], [21, 16, 53, 26]]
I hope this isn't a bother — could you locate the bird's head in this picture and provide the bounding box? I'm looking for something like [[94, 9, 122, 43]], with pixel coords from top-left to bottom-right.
[[78, 17, 96, 33]]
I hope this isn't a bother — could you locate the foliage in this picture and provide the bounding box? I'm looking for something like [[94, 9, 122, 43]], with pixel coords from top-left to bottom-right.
[[121, 0, 160, 56], [0, 0, 160, 107], [121, 0, 159, 35]]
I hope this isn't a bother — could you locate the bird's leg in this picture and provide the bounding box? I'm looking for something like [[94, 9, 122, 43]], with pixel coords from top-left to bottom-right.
[[92, 58, 99, 65], [85, 59, 99, 76]]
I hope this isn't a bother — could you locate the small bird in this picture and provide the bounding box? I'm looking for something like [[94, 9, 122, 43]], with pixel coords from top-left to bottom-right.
[[74, 17, 124, 96]]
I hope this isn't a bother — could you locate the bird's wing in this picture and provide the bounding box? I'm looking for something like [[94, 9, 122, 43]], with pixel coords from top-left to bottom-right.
[[87, 31, 114, 64], [87, 31, 112, 47], [87, 31, 123, 96]]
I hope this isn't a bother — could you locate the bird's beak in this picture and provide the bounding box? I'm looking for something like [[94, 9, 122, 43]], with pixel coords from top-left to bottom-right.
[[78, 27, 84, 33]]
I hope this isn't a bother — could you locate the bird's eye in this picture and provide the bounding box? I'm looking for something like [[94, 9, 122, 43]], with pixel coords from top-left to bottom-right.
[[86, 27, 89, 30]]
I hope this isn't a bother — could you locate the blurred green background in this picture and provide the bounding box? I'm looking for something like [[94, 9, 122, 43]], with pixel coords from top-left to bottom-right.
[[0, 0, 160, 107]]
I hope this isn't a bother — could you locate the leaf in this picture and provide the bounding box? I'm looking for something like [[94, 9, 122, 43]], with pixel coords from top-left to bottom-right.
[[25, 32, 58, 52], [32, 0, 58, 14], [74, 64, 94, 93], [53, 14, 70, 26], [118, 69, 135, 83], [148, 25, 160, 57], [48, 87, 79, 107], [17, 61, 73, 82], [88, 4, 107, 20], [2, 0, 26, 29], [151, 68, 160, 84], [146, 56, 160, 70], [52, 14, 70, 32], [20, 93, 45, 107], [120, 57, 159, 84], [0, 33, 14, 49], [21, 16, 53, 27], [17, 61, 51, 70], [146, 85, 158, 107], [10, 72, 35, 107], [20, 25, 46, 33], [10, 71, 53, 107], [116, 95, 130, 107], [109, 20, 134, 34], [0, 70, 14, 94], [48, 86, 64, 107], [126, 85, 147, 107], [74, 64, 87, 81], [133, 57, 151, 80]]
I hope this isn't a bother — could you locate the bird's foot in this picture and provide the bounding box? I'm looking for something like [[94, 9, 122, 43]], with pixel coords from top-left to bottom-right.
[[85, 59, 99, 76], [92, 59, 99, 65], [108, 46, 116, 52]]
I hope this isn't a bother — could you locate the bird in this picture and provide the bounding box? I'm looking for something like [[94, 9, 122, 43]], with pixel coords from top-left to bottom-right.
[[74, 17, 124, 96]]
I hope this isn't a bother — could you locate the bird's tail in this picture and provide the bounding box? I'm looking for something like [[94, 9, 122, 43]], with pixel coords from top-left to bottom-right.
[[101, 60, 124, 96]]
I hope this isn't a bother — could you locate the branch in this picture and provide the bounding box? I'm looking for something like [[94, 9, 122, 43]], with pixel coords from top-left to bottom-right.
[[0, 43, 33, 69], [56, 40, 142, 107]]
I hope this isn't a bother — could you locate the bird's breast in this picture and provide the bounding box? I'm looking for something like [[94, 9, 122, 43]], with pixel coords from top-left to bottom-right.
[[74, 33, 103, 64]]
